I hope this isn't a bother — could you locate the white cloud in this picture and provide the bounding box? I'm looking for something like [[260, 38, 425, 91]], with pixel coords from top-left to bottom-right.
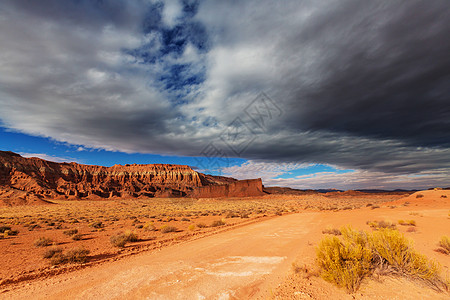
[[264, 168, 450, 190], [161, 0, 183, 27], [19, 153, 80, 164], [222, 160, 312, 181]]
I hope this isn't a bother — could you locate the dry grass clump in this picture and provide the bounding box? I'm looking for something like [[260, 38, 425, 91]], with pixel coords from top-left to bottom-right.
[[143, 222, 156, 231], [34, 237, 53, 247], [188, 224, 196, 231], [160, 225, 177, 234], [437, 236, 450, 255], [210, 220, 226, 227], [409, 212, 423, 217], [366, 220, 396, 230], [89, 221, 104, 229], [316, 227, 372, 292], [0, 225, 19, 238], [43, 247, 63, 259], [197, 222, 207, 228], [292, 262, 318, 279], [110, 231, 139, 248], [63, 229, 79, 236], [398, 220, 416, 226], [44, 247, 90, 265], [65, 247, 90, 263], [322, 227, 342, 236], [316, 226, 448, 293], [72, 233, 83, 240]]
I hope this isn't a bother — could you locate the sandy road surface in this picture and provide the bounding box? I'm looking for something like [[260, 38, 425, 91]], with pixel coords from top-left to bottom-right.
[[1, 213, 322, 300]]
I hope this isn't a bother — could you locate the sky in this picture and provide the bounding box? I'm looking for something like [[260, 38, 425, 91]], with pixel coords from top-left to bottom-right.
[[0, 0, 449, 190]]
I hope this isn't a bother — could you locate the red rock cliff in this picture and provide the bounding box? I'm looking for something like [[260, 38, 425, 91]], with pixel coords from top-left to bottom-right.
[[0, 151, 202, 199], [188, 178, 264, 198], [0, 151, 266, 201]]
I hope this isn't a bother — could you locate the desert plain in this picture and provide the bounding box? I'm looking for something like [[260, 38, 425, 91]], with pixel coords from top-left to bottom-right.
[[1, 188, 449, 299]]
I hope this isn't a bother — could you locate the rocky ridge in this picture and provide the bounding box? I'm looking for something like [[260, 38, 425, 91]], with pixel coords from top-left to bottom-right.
[[0, 151, 263, 204]]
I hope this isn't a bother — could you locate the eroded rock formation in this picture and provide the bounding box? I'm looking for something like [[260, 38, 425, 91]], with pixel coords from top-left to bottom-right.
[[188, 179, 264, 198], [0, 151, 264, 203]]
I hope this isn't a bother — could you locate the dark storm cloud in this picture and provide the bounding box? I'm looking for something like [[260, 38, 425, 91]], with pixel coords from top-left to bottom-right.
[[284, 0, 450, 148], [0, 0, 449, 186]]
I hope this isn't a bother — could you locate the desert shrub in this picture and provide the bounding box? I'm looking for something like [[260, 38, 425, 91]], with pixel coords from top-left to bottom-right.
[[143, 222, 156, 231], [316, 227, 447, 293], [370, 229, 444, 287], [65, 247, 90, 263], [43, 247, 63, 259], [46, 247, 90, 265], [34, 237, 53, 247], [370, 205, 380, 210], [316, 227, 372, 292], [367, 220, 396, 230], [0, 225, 11, 233], [226, 212, 238, 218], [50, 253, 67, 265], [160, 225, 177, 233], [416, 194, 424, 198], [398, 220, 416, 226], [197, 223, 207, 228], [28, 224, 41, 231], [110, 231, 138, 248], [409, 212, 423, 217], [210, 220, 226, 227], [438, 236, 450, 254], [2, 229, 19, 238], [441, 195, 447, 198], [181, 217, 190, 222], [322, 227, 341, 236], [399, 220, 416, 226], [72, 233, 83, 241], [63, 229, 78, 236], [89, 221, 103, 228]]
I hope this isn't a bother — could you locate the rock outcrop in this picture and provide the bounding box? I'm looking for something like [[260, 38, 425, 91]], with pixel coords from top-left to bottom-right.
[[188, 179, 264, 198], [0, 151, 264, 202]]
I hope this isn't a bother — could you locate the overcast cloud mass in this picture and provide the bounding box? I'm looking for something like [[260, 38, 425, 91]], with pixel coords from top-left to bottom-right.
[[0, 0, 449, 189]]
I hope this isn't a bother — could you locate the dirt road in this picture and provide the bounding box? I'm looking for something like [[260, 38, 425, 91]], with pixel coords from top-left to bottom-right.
[[1, 213, 322, 300]]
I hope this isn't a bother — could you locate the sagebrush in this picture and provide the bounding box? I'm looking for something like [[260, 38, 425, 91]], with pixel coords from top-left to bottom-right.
[[316, 226, 448, 293]]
